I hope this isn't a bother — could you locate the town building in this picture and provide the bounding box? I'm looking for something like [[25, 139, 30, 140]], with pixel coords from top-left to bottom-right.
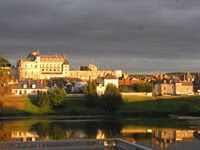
[[17, 49, 70, 80], [155, 79, 194, 96], [11, 79, 48, 96], [96, 73, 119, 95], [17, 50, 122, 81]]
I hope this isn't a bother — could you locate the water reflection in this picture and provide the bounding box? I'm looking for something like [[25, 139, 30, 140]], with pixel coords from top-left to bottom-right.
[[0, 117, 200, 149]]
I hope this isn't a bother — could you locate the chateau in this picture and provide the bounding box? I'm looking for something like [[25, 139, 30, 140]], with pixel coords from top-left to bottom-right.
[[17, 50, 122, 81]]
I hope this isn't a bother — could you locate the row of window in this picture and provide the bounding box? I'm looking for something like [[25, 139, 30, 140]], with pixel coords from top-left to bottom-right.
[[41, 69, 61, 72], [25, 64, 64, 68], [163, 87, 189, 90]]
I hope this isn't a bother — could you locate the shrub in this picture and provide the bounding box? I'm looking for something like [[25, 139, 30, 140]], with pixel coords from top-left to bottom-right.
[[48, 88, 67, 108], [84, 81, 98, 108], [133, 83, 153, 92], [85, 93, 98, 108], [37, 91, 50, 109]]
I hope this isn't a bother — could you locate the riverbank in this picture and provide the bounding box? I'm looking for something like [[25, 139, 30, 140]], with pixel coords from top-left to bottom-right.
[[1, 95, 200, 117]]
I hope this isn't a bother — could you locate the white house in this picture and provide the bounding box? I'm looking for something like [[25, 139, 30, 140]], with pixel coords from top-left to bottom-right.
[[96, 74, 119, 95], [11, 80, 48, 96]]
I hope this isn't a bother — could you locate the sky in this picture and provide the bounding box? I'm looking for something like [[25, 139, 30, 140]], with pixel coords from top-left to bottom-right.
[[0, 0, 200, 73]]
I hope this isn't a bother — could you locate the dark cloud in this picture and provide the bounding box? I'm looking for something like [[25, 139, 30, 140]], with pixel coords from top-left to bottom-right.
[[0, 0, 200, 73]]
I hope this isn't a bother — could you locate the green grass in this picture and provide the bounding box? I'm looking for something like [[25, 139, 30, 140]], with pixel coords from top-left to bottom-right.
[[3, 95, 200, 117], [120, 96, 200, 115]]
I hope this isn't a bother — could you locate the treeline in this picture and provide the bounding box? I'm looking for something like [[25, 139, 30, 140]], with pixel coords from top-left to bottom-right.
[[120, 83, 153, 93], [37, 81, 123, 112]]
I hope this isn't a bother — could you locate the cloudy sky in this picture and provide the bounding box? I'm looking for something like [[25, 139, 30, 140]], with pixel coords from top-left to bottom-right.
[[0, 0, 200, 73]]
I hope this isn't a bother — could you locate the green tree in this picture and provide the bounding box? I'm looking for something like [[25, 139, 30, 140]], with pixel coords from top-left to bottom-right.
[[48, 88, 67, 108], [0, 56, 11, 67], [37, 91, 50, 109], [0, 68, 11, 115], [134, 83, 153, 93], [99, 84, 123, 112], [80, 66, 91, 71], [134, 83, 146, 92], [84, 81, 98, 108], [145, 83, 153, 93]]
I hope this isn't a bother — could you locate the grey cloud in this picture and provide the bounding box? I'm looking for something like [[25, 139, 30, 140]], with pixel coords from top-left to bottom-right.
[[0, 0, 200, 73]]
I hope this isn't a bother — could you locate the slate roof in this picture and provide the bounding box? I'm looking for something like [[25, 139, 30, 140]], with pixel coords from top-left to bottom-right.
[[104, 73, 117, 79]]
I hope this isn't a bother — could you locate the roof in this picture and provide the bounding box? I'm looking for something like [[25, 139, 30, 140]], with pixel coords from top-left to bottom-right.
[[119, 79, 145, 86], [104, 73, 117, 79], [12, 79, 47, 89]]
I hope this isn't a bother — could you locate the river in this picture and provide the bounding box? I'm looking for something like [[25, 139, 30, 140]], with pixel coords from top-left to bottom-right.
[[0, 116, 200, 150]]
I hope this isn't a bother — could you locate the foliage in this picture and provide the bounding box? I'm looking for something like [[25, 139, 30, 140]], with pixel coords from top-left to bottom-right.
[[37, 91, 50, 109], [84, 80, 98, 108], [85, 93, 98, 108], [133, 83, 153, 93], [119, 86, 134, 92], [99, 84, 123, 112], [48, 88, 67, 108], [0, 68, 12, 114], [84, 80, 97, 95], [80, 66, 91, 71], [0, 56, 11, 67]]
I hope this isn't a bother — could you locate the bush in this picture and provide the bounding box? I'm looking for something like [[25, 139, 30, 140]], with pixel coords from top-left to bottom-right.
[[84, 81, 98, 108], [48, 88, 67, 108], [99, 84, 123, 112], [85, 94, 98, 108], [37, 91, 50, 109], [133, 83, 153, 92]]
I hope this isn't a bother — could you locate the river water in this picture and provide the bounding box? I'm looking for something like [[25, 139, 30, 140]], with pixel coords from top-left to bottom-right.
[[0, 117, 200, 150]]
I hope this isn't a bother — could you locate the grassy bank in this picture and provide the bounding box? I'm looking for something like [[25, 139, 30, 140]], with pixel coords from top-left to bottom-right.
[[2, 95, 200, 117]]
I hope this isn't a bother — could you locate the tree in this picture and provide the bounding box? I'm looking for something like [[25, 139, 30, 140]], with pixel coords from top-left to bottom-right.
[[37, 91, 50, 109], [145, 83, 153, 93], [133, 83, 153, 93], [84, 81, 98, 108], [80, 66, 91, 71], [48, 88, 67, 108], [0, 56, 11, 67], [99, 84, 123, 112], [84, 80, 97, 95], [0, 68, 11, 115]]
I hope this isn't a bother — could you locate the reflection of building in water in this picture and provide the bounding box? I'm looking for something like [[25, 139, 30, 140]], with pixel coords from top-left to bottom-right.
[[153, 129, 195, 149], [65, 130, 86, 139], [120, 126, 152, 144], [121, 126, 152, 134], [11, 131, 39, 142], [96, 129, 106, 139]]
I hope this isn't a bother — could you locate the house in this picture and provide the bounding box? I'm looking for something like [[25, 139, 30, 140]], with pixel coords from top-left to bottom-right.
[[155, 79, 194, 96], [96, 74, 119, 95], [73, 81, 87, 93], [11, 79, 48, 96]]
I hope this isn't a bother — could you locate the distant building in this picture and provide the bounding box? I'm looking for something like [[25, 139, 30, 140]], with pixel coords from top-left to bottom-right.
[[96, 73, 119, 95], [155, 79, 194, 96], [11, 131, 39, 142], [17, 50, 122, 81], [11, 79, 48, 96], [17, 49, 70, 80]]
